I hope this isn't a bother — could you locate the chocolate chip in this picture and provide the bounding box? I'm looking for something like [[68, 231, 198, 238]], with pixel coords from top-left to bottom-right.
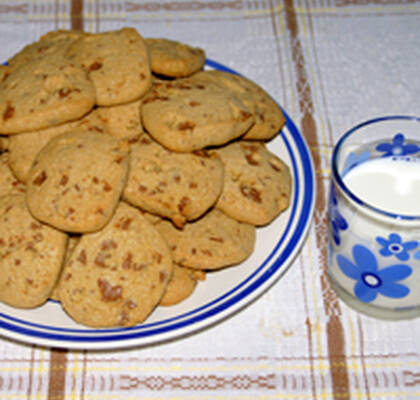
[[32, 171, 47, 186], [97, 278, 122, 302], [2, 102, 14, 120]]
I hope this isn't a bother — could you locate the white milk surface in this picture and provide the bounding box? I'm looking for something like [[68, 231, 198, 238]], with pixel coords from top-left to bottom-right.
[[343, 156, 420, 215]]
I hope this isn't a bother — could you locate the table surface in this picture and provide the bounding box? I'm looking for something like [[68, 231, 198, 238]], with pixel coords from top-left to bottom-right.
[[0, 1, 419, 399]]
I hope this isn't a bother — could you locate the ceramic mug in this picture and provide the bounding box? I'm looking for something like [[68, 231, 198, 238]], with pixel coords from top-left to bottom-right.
[[328, 116, 420, 320]]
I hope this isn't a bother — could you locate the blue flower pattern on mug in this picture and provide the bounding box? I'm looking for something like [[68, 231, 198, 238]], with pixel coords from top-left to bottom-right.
[[376, 233, 418, 261], [342, 150, 371, 176], [329, 186, 348, 246], [336, 244, 412, 303], [376, 133, 420, 157]]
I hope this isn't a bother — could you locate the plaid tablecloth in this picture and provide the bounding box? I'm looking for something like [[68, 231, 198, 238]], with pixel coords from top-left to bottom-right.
[[0, 1, 419, 399]]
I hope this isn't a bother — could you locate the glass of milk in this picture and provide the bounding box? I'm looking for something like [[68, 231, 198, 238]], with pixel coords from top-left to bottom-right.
[[328, 116, 420, 319]]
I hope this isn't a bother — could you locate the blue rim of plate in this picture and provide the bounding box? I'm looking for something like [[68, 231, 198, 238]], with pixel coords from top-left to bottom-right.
[[0, 59, 315, 349]]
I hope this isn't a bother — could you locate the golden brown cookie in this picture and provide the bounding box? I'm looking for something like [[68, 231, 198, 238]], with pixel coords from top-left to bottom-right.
[[66, 28, 152, 106], [0, 135, 8, 152], [123, 134, 224, 227], [0, 152, 25, 196], [26, 130, 130, 233], [7, 30, 84, 69], [8, 126, 69, 183], [140, 74, 255, 152], [156, 208, 256, 270], [95, 100, 144, 139], [146, 38, 205, 78], [0, 65, 11, 83], [0, 193, 67, 308], [132, 204, 164, 225], [49, 235, 80, 302], [0, 55, 96, 134], [159, 264, 204, 306], [0, 70, 12, 149], [59, 202, 173, 327], [195, 70, 286, 140], [212, 141, 292, 226], [7, 110, 107, 183]]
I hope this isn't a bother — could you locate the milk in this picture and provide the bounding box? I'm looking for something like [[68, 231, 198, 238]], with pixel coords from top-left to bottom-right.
[[343, 156, 420, 215]]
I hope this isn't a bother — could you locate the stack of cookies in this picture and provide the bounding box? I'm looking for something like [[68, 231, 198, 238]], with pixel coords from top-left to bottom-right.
[[0, 28, 292, 328]]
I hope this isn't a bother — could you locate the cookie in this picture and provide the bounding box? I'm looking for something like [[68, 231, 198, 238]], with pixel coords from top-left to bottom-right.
[[0, 65, 11, 83], [146, 38, 205, 78], [49, 235, 80, 302], [0, 135, 8, 152], [7, 30, 84, 69], [26, 130, 130, 233], [195, 70, 286, 140], [8, 126, 70, 183], [66, 28, 152, 106], [58, 202, 173, 327], [126, 204, 164, 225], [140, 73, 255, 152], [156, 208, 256, 270], [7, 110, 107, 182], [0, 152, 25, 195], [159, 264, 204, 306], [0, 193, 67, 308], [95, 100, 144, 139], [212, 141, 291, 226], [0, 55, 96, 134], [123, 134, 224, 227]]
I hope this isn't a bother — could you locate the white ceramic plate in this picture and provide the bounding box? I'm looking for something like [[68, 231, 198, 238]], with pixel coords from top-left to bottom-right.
[[0, 60, 315, 349]]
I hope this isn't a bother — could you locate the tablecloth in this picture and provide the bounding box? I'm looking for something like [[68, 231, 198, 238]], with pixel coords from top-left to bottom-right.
[[0, 1, 419, 399]]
